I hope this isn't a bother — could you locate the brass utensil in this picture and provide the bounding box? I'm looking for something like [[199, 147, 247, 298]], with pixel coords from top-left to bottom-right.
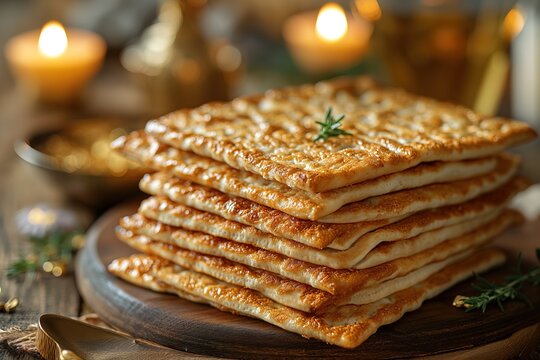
[[14, 117, 147, 210], [36, 314, 185, 360]]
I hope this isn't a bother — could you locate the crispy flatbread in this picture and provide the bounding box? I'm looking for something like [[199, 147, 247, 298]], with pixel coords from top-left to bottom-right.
[[329, 177, 527, 249], [346, 249, 474, 306], [115, 230, 332, 312], [140, 170, 525, 252], [105, 255, 208, 305], [138, 198, 496, 270], [319, 153, 519, 222], [109, 248, 506, 348], [139, 177, 527, 266], [139, 174, 402, 250], [140, 154, 517, 227], [116, 228, 475, 311], [142, 76, 535, 192], [113, 132, 499, 220], [354, 212, 498, 269], [118, 210, 521, 295]]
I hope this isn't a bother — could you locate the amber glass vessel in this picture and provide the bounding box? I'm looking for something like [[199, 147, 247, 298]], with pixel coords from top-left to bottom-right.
[[375, 0, 518, 114]]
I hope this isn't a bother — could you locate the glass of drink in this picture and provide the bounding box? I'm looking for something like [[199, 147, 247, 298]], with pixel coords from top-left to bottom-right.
[[371, 0, 521, 114]]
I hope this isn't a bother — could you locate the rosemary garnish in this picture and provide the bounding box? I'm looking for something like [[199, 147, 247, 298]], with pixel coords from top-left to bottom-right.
[[453, 249, 540, 312], [7, 257, 41, 278], [7, 232, 83, 278], [313, 107, 352, 142]]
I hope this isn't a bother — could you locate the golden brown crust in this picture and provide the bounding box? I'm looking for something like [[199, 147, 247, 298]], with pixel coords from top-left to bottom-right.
[[113, 131, 500, 220], [107, 255, 172, 293], [137, 176, 527, 268], [109, 248, 506, 348], [118, 210, 521, 295], [139, 173, 400, 249], [330, 176, 529, 249], [114, 229, 478, 310], [344, 249, 473, 305], [319, 153, 519, 222], [115, 229, 334, 313], [141, 76, 536, 192], [108, 255, 210, 305], [140, 165, 526, 252]]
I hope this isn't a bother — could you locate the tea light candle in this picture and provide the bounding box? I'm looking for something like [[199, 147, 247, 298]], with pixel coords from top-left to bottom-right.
[[283, 3, 372, 73], [5, 21, 106, 104]]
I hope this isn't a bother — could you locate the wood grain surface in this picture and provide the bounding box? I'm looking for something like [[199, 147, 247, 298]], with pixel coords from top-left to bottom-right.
[[77, 200, 540, 359], [0, 92, 81, 360], [0, 59, 155, 360]]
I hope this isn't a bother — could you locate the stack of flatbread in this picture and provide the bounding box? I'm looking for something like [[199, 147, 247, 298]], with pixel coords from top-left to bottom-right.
[[108, 76, 536, 349]]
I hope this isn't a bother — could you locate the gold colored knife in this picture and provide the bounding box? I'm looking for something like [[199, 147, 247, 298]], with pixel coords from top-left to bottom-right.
[[36, 314, 192, 359]]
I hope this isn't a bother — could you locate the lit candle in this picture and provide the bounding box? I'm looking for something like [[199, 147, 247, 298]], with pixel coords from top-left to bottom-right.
[[5, 21, 106, 104], [283, 3, 372, 73]]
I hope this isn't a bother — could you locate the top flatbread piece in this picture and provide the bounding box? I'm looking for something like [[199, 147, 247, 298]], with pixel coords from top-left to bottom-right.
[[143, 76, 536, 192]]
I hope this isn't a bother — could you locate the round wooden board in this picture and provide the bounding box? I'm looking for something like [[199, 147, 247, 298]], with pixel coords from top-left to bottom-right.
[[76, 200, 540, 359]]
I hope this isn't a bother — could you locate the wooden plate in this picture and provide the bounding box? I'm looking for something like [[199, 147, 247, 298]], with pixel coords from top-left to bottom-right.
[[76, 200, 540, 359]]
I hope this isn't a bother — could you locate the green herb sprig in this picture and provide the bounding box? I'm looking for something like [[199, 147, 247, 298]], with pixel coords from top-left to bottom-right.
[[7, 231, 83, 278], [7, 257, 41, 278], [453, 249, 540, 312], [313, 107, 352, 142]]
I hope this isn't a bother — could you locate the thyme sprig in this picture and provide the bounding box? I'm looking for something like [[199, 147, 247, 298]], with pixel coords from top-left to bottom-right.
[[313, 107, 352, 142], [453, 249, 540, 312]]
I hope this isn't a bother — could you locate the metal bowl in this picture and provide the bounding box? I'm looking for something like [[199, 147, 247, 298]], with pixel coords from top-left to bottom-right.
[[14, 117, 147, 210]]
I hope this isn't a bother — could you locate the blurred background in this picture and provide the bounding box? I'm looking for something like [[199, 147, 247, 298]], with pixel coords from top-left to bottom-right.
[[0, 0, 539, 216]]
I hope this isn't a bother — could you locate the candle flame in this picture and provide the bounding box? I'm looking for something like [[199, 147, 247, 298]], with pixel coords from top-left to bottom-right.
[[316, 3, 348, 42], [502, 7, 525, 40], [38, 21, 68, 58]]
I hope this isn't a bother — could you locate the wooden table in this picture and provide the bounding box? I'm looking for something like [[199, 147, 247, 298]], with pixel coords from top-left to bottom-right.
[[0, 63, 156, 359], [1, 68, 540, 359], [0, 90, 74, 359]]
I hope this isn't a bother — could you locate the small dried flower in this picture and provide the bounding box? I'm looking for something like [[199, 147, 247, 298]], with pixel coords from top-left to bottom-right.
[[15, 204, 79, 238]]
